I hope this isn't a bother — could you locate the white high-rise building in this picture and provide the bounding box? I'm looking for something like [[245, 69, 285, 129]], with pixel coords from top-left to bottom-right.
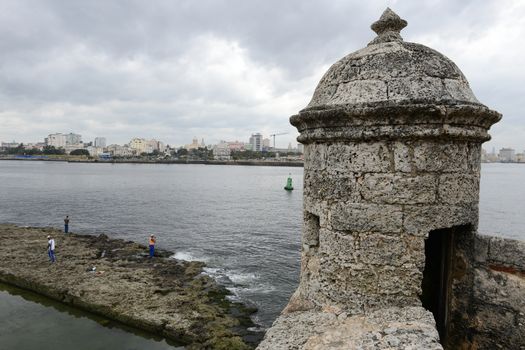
[[249, 133, 263, 152], [213, 141, 231, 160], [46, 133, 66, 148], [94, 137, 106, 148]]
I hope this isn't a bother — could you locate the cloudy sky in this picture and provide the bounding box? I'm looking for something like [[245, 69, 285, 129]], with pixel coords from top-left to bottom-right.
[[0, 0, 523, 150]]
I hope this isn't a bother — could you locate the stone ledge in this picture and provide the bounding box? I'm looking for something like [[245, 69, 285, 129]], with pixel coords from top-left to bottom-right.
[[256, 306, 442, 350], [475, 234, 525, 269]]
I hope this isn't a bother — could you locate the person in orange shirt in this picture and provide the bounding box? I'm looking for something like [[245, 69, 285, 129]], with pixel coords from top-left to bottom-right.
[[149, 234, 156, 258]]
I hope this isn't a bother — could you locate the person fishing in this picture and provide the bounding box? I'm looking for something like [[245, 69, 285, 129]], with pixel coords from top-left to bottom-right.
[[47, 235, 56, 263], [149, 234, 156, 258], [64, 215, 70, 233]]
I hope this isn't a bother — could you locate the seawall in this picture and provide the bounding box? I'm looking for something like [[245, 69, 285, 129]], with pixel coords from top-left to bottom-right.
[[257, 232, 525, 350], [0, 157, 304, 167], [0, 224, 261, 350]]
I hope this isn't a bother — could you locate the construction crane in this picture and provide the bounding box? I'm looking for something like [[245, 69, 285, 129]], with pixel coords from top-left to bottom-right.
[[269, 132, 289, 149]]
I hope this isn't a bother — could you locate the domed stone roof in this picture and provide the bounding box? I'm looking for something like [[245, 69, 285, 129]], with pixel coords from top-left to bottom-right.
[[305, 8, 482, 111]]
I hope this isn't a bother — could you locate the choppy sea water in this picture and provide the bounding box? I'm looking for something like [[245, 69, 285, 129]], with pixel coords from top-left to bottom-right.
[[0, 161, 523, 348]]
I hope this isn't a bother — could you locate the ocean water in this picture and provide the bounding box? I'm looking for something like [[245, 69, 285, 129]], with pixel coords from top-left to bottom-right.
[[0, 161, 304, 332], [479, 163, 525, 239], [0, 160, 523, 348]]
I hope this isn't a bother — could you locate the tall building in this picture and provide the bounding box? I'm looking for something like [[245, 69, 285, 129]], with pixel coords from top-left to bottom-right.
[[249, 133, 262, 152], [262, 138, 270, 151], [498, 148, 516, 162], [65, 133, 82, 145], [45, 133, 66, 148], [129, 138, 148, 154], [94, 137, 106, 148], [213, 141, 231, 160], [147, 139, 165, 153]]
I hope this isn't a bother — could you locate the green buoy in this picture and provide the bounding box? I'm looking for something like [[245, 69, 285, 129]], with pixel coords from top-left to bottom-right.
[[284, 174, 294, 191]]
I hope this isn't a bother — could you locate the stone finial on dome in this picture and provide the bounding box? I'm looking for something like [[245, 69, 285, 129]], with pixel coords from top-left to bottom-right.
[[369, 8, 407, 45]]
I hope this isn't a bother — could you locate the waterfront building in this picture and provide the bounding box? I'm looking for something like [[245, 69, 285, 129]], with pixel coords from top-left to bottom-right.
[[262, 138, 270, 151], [107, 144, 133, 157], [86, 146, 104, 156], [46, 132, 82, 152], [129, 138, 148, 155], [498, 148, 516, 162], [23, 143, 45, 151], [213, 141, 231, 160], [160, 141, 166, 153], [481, 148, 498, 162], [0, 141, 20, 150], [185, 137, 201, 150], [45, 133, 67, 148], [297, 143, 304, 153], [65, 143, 84, 154], [94, 137, 106, 148], [65, 133, 82, 145], [249, 133, 262, 152], [227, 141, 245, 151]]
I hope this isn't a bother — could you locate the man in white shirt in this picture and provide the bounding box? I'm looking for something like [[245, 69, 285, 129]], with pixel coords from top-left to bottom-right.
[[47, 235, 56, 263]]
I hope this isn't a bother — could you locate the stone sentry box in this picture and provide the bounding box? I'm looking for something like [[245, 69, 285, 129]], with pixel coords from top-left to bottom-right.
[[258, 9, 524, 350]]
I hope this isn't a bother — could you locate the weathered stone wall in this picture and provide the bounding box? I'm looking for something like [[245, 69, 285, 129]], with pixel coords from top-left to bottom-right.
[[292, 139, 480, 315], [258, 306, 442, 350], [448, 235, 525, 349]]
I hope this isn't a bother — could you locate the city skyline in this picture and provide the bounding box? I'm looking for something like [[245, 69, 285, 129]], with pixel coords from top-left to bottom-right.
[[0, 131, 296, 149], [0, 1, 524, 150]]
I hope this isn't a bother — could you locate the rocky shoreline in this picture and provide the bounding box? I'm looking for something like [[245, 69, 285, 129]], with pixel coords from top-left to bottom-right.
[[0, 224, 262, 349]]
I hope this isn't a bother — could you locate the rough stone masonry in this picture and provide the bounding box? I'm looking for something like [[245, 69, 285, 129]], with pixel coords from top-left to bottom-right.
[[258, 8, 524, 350]]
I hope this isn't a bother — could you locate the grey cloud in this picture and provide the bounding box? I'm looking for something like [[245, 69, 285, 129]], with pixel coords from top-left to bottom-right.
[[0, 0, 523, 149]]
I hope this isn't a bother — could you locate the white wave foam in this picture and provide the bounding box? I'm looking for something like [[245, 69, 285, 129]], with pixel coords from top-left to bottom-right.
[[225, 271, 258, 285], [202, 267, 221, 275], [170, 251, 206, 262]]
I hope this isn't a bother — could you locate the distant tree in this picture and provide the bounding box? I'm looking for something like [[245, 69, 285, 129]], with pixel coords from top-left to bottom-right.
[[175, 148, 188, 158], [70, 149, 90, 156], [42, 145, 65, 155], [23, 148, 43, 155], [231, 150, 265, 160]]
